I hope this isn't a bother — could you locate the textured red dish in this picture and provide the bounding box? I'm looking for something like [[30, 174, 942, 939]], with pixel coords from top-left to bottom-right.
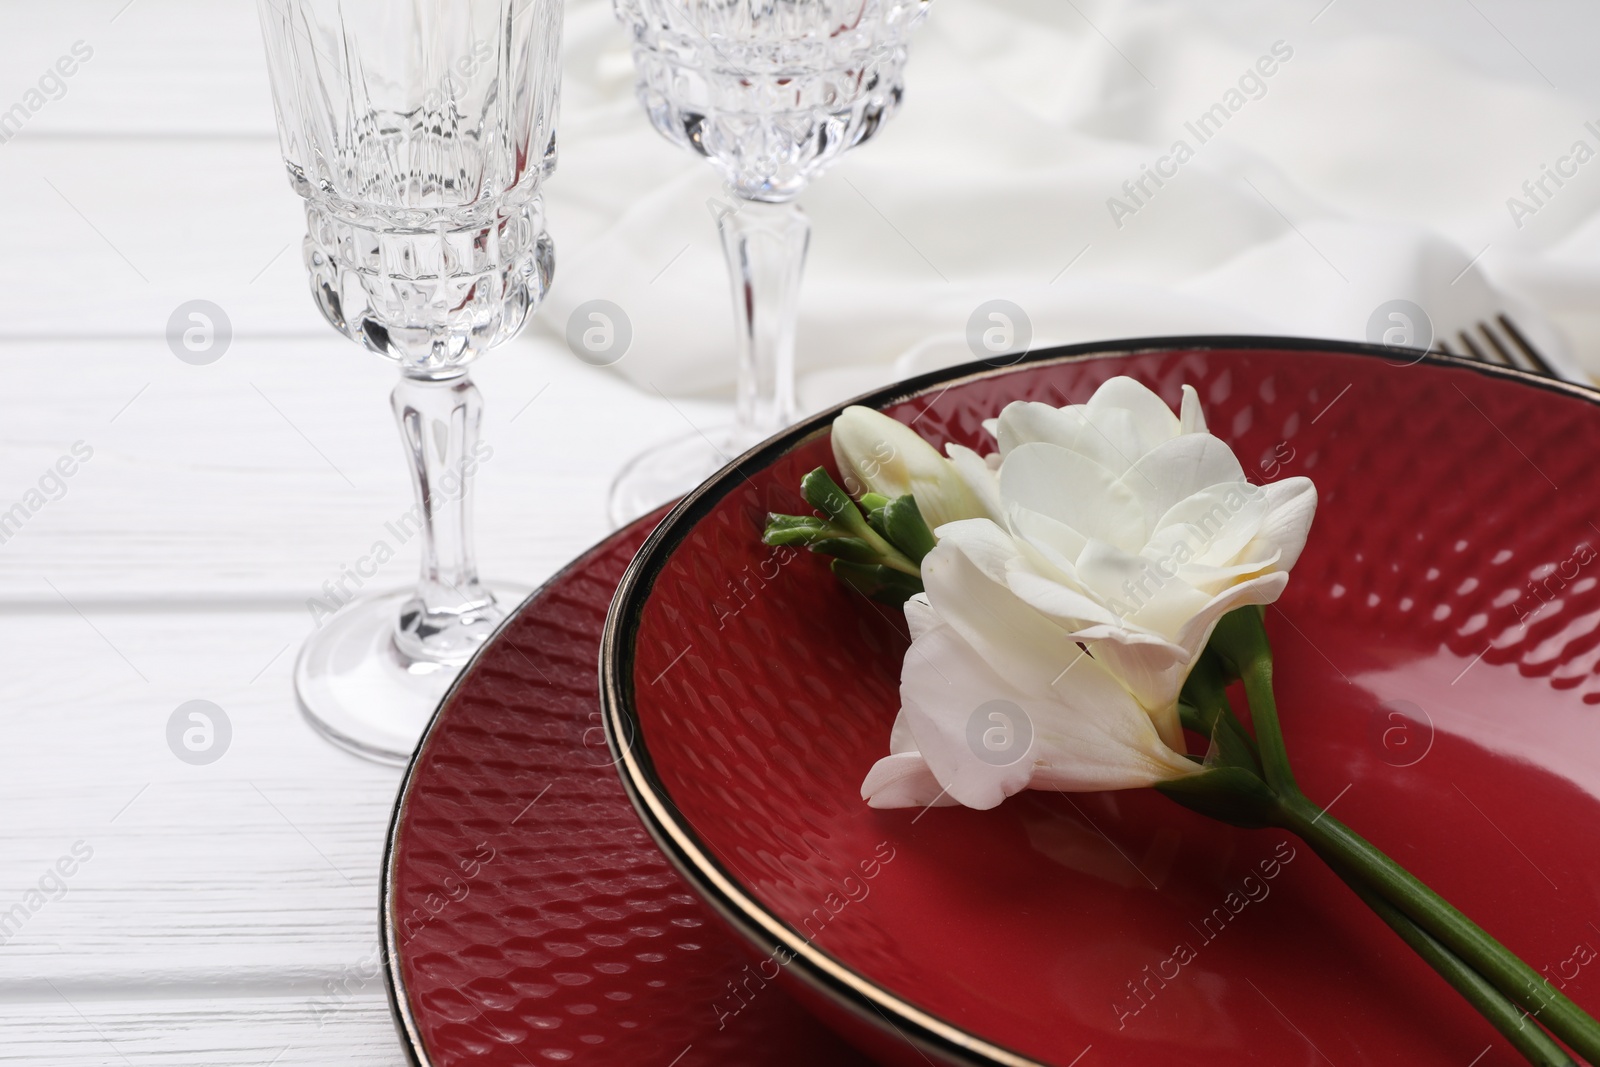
[[381, 515, 876, 1067], [603, 338, 1600, 1066]]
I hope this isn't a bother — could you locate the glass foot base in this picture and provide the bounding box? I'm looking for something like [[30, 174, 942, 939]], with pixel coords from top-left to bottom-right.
[[293, 583, 529, 765], [607, 424, 742, 528]]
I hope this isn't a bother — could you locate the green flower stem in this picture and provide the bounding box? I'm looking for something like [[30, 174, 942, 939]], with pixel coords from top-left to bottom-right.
[[865, 548, 921, 578], [798, 469, 921, 576], [824, 508, 919, 575], [1278, 791, 1600, 1062], [1239, 654, 1298, 793], [1319, 851, 1575, 1066], [1179, 652, 1262, 769], [836, 514, 921, 575], [1178, 652, 1233, 737], [1210, 610, 1298, 794], [1204, 608, 1600, 1060]]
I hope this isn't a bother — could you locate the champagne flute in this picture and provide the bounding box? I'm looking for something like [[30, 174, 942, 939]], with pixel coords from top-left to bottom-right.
[[255, 0, 562, 762], [607, 0, 929, 526]]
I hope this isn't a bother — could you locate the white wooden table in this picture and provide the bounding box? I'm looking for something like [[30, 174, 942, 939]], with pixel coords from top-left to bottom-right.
[[0, 2, 728, 1062], [5, 1, 1600, 1063]]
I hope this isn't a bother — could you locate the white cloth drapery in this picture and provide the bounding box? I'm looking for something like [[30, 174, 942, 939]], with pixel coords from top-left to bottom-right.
[[535, 0, 1600, 404]]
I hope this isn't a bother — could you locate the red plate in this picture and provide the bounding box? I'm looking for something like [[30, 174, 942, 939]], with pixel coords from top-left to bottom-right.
[[381, 515, 876, 1066], [603, 338, 1600, 1066]]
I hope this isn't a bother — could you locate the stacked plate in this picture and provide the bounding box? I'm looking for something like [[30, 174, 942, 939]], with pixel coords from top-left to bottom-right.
[[386, 338, 1600, 1066]]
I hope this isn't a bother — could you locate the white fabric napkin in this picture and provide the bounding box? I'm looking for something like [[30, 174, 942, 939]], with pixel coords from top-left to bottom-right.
[[533, 0, 1600, 406]]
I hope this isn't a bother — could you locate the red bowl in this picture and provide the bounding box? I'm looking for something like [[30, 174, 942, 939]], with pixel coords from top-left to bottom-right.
[[601, 337, 1600, 1066]]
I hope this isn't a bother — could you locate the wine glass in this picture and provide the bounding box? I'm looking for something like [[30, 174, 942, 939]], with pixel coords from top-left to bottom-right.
[[607, 0, 929, 526], [254, 0, 562, 762]]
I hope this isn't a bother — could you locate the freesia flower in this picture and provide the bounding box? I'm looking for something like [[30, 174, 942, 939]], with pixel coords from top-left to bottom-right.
[[861, 536, 1202, 809], [830, 406, 999, 531], [956, 376, 1317, 747], [861, 376, 1316, 807]]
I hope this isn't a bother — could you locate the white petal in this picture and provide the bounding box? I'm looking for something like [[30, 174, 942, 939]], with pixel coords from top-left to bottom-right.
[[1005, 564, 1128, 631], [1179, 384, 1208, 435], [914, 473, 989, 532], [946, 444, 1004, 524], [895, 605, 1198, 808], [1171, 571, 1291, 651], [1029, 735, 1199, 793], [896, 615, 1046, 809], [888, 710, 919, 754], [1179, 553, 1283, 598], [1247, 477, 1318, 573], [1085, 376, 1183, 454], [1136, 586, 1217, 642], [1150, 482, 1269, 568], [919, 539, 1076, 693], [861, 752, 958, 809], [830, 406, 985, 529], [1001, 443, 1145, 553], [994, 400, 1144, 475], [1070, 538, 1210, 638], [934, 519, 1021, 585], [903, 593, 939, 643], [992, 401, 1068, 454], [831, 406, 926, 498], [1073, 639, 1191, 749], [1007, 505, 1088, 580], [1118, 434, 1246, 529]]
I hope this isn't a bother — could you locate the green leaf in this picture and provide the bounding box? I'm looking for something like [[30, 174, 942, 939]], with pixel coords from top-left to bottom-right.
[[808, 537, 881, 564], [1207, 712, 1262, 775], [765, 512, 824, 532], [1177, 649, 1260, 773], [1178, 700, 1209, 736], [1178, 650, 1232, 734], [881, 495, 936, 564], [865, 504, 890, 541], [859, 493, 891, 513], [762, 513, 832, 547], [800, 468, 858, 524], [1155, 766, 1279, 829], [1207, 605, 1272, 677], [792, 468, 923, 586], [829, 560, 925, 605]]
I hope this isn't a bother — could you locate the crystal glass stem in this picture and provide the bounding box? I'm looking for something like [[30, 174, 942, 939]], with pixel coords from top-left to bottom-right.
[[390, 371, 502, 667], [719, 199, 812, 451]]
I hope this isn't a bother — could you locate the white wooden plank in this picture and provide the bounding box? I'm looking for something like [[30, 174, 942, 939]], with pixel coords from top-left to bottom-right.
[[0, 994, 405, 1066], [0, 780, 391, 991], [0, 0, 275, 137], [0, 137, 354, 339], [0, 331, 724, 600], [0, 609, 396, 987]]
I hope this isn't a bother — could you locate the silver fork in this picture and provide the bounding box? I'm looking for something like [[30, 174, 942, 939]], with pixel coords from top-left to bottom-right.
[[1436, 314, 1558, 378]]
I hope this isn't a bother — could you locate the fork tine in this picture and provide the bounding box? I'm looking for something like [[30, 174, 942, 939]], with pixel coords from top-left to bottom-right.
[[1494, 314, 1559, 378], [1476, 321, 1524, 371], [1456, 330, 1505, 366]]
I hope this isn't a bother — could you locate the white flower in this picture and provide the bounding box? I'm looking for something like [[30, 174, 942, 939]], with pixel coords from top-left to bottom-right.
[[962, 376, 1316, 742], [831, 406, 999, 530], [861, 538, 1201, 810], [860, 376, 1317, 809]]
